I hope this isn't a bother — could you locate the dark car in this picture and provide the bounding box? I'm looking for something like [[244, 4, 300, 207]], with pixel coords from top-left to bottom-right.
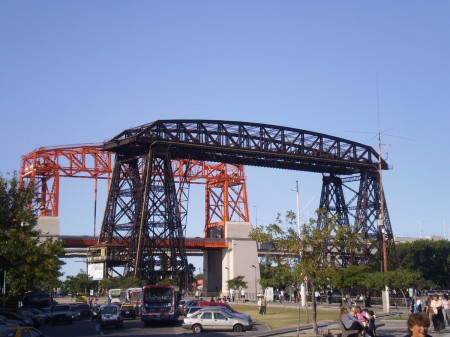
[[77, 303, 92, 317], [17, 309, 44, 328], [120, 303, 136, 319], [50, 304, 72, 324], [20, 307, 51, 324], [0, 310, 34, 327], [69, 304, 81, 321], [0, 314, 20, 327]]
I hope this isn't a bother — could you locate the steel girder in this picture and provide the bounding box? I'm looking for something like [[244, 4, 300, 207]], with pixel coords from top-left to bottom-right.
[[104, 120, 388, 175], [318, 171, 395, 267]]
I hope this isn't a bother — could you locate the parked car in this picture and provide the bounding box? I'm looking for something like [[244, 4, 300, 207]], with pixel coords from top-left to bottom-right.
[[77, 303, 92, 317], [49, 304, 72, 324], [20, 307, 51, 324], [99, 305, 123, 328], [182, 308, 252, 333], [0, 326, 48, 337], [186, 305, 251, 322], [0, 310, 33, 327], [0, 314, 20, 328], [120, 303, 136, 319], [181, 299, 199, 316], [16, 310, 43, 328], [69, 304, 81, 321], [196, 301, 244, 314]]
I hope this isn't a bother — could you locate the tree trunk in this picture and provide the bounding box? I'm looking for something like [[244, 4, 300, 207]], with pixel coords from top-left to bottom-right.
[[311, 284, 319, 335]]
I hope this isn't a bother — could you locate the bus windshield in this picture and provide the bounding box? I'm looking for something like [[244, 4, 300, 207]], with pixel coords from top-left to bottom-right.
[[143, 287, 172, 302]]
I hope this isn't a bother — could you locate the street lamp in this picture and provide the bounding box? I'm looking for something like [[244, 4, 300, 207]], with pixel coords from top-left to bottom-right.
[[253, 205, 258, 227], [225, 267, 230, 296], [292, 181, 301, 238], [251, 265, 257, 298]]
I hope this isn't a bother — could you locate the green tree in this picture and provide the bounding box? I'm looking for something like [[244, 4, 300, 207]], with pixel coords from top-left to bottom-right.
[[226, 276, 247, 294], [63, 271, 97, 295], [0, 173, 65, 305], [396, 239, 450, 289], [249, 211, 297, 291], [250, 209, 365, 335]]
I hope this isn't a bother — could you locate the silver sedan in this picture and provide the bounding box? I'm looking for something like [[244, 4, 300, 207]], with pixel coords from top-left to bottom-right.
[[182, 308, 252, 333]]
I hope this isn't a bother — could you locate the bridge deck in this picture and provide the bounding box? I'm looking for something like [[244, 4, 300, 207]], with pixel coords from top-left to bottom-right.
[[60, 235, 228, 249]]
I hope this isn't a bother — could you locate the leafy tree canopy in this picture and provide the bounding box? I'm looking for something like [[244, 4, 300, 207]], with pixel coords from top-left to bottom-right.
[[226, 275, 247, 291], [396, 239, 450, 289], [0, 173, 65, 306]]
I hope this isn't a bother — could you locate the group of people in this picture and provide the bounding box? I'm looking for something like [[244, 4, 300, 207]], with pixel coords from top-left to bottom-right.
[[339, 293, 450, 337], [339, 306, 376, 337], [412, 293, 449, 333]]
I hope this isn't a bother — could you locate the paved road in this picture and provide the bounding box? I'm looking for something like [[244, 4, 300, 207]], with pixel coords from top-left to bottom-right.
[[50, 297, 450, 337]]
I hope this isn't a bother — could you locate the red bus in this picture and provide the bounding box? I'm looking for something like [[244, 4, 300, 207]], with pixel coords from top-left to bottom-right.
[[141, 285, 180, 325]]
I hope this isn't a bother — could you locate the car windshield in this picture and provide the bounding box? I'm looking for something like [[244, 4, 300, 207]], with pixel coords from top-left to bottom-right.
[[102, 307, 118, 314]]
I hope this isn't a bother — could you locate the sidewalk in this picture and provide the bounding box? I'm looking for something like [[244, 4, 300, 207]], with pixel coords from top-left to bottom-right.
[[243, 302, 450, 337], [247, 316, 450, 337]]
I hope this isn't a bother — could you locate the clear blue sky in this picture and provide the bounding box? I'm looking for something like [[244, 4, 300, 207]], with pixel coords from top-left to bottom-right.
[[1, 1, 449, 279]]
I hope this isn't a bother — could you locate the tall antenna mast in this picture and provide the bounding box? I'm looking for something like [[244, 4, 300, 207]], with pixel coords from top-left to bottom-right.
[[377, 72, 388, 273]]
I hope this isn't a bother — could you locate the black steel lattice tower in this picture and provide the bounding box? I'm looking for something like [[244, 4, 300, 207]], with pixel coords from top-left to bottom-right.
[[98, 148, 188, 286]]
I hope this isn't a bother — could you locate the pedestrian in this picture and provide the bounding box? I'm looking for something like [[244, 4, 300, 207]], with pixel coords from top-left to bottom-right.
[[260, 296, 267, 315], [411, 296, 422, 314], [279, 290, 284, 303], [240, 288, 245, 302], [429, 294, 445, 332], [405, 313, 432, 337], [442, 294, 450, 326], [257, 297, 262, 314], [294, 288, 299, 303], [366, 310, 376, 337], [315, 290, 321, 304], [327, 290, 333, 304]]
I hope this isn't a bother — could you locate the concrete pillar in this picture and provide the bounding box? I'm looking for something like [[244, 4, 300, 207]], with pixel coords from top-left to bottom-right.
[[222, 222, 260, 301], [36, 216, 60, 242]]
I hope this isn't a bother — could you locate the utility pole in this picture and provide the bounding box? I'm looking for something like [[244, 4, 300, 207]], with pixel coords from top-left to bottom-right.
[[376, 87, 390, 312], [377, 139, 388, 273], [293, 181, 301, 238]]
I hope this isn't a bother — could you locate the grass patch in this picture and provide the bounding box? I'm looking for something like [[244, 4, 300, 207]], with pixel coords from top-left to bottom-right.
[[230, 303, 339, 330]]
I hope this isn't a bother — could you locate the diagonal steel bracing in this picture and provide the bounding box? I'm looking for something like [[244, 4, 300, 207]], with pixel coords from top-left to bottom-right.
[[318, 172, 395, 267]]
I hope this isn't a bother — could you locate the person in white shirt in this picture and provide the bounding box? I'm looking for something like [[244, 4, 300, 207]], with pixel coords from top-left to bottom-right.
[[442, 294, 450, 326], [429, 294, 444, 332]]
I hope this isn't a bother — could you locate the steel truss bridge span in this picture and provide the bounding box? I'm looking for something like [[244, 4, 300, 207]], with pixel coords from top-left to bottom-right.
[[106, 119, 387, 174], [20, 120, 394, 289]]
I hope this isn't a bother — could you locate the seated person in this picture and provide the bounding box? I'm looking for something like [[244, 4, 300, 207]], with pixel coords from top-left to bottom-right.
[[354, 306, 369, 326], [340, 307, 365, 337]]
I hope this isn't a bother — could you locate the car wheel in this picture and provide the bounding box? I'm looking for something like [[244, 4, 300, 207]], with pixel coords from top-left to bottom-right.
[[233, 324, 244, 332], [192, 324, 203, 333]]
